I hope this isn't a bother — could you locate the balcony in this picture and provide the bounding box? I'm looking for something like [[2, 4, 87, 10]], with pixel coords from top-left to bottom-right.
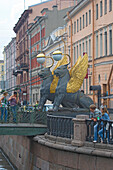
[[12, 68, 23, 76], [20, 63, 29, 72]]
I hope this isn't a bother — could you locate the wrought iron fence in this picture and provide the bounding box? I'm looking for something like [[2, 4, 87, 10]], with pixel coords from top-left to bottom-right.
[[0, 106, 47, 124], [86, 119, 113, 144], [47, 114, 74, 139]]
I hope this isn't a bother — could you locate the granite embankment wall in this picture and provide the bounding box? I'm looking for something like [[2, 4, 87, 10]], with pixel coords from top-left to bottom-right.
[[0, 135, 113, 170]]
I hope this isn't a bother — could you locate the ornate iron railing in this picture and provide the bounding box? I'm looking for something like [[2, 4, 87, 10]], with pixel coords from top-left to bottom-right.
[[47, 114, 74, 139], [0, 106, 47, 125], [86, 119, 113, 144]]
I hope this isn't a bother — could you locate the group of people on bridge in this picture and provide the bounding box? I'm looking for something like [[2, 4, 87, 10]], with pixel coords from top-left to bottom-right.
[[90, 104, 110, 143], [0, 91, 19, 123]]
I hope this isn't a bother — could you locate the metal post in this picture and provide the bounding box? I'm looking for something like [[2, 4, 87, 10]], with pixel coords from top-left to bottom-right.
[[40, 24, 42, 52], [67, 12, 73, 67], [92, 0, 95, 103], [29, 33, 32, 105]]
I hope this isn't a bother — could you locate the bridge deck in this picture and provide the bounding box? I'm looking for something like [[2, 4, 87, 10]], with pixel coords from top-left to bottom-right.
[[0, 123, 47, 136]]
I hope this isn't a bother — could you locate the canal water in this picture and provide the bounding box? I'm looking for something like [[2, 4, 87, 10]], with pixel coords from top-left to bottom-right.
[[0, 150, 15, 170]]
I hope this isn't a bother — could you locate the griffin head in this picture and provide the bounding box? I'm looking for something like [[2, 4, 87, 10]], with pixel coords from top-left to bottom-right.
[[38, 67, 52, 78], [54, 65, 68, 77]]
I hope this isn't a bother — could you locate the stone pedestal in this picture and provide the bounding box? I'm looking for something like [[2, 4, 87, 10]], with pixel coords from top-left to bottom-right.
[[72, 115, 89, 146]]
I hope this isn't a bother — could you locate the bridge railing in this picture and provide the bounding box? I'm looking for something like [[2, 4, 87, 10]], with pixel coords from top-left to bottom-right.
[[86, 119, 113, 144], [47, 114, 74, 139], [0, 106, 47, 124]]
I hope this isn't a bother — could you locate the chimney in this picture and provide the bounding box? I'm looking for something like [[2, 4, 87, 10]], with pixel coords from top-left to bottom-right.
[[41, 8, 48, 16], [52, 5, 58, 10]]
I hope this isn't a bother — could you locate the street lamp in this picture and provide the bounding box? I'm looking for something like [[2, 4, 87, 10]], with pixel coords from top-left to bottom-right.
[[37, 53, 54, 67], [36, 53, 46, 64], [53, 50, 71, 65], [52, 50, 62, 61]]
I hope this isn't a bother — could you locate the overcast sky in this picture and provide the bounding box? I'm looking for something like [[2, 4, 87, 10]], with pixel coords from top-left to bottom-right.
[[0, 0, 47, 60]]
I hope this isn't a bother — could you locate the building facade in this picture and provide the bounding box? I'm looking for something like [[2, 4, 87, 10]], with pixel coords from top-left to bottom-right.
[[64, 0, 113, 107], [0, 60, 4, 94], [28, 5, 71, 105], [3, 38, 16, 95], [13, 0, 74, 104]]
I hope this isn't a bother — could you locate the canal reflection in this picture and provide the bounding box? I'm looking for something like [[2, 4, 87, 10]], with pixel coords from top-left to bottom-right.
[[0, 150, 14, 170]]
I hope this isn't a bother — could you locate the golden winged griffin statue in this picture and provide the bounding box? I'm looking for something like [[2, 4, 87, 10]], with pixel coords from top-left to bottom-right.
[[38, 53, 93, 111]]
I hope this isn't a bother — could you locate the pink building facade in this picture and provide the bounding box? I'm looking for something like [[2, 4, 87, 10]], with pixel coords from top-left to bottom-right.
[[65, 0, 113, 107]]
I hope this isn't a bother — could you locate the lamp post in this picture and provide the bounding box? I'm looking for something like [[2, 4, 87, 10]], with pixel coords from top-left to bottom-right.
[[36, 53, 54, 68], [29, 33, 32, 105]]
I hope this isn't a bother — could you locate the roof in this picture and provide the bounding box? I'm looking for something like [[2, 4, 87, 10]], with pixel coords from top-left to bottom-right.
[[13, 9, 32, 33], [28, 0, 53, 8], [64, 0, 89, 20]]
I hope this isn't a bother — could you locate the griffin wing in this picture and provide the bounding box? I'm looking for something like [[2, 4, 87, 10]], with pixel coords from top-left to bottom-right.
[[50, 55, 68, 93], [67, 53, 88, 93], [69, 55, 82, 76]]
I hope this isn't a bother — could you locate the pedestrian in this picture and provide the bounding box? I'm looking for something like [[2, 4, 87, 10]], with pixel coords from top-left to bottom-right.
[[98, 105, 110, 143], [89, 104, 102, 143], [35, 100, 39, 106], [0, 91, 8, 122], [8, 92, 19, 123]]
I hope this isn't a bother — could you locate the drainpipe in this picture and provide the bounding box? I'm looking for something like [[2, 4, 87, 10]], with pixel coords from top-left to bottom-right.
[[67, 12, 73, 67], [39, 24, 42, 52], [92, 0, 95, 103]]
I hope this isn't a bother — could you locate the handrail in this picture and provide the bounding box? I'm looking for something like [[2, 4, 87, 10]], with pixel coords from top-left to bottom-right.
[[86, 119, 113, 144]]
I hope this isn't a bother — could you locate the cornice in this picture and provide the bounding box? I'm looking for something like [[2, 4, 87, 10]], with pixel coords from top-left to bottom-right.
[[13, 9, 32, 33]]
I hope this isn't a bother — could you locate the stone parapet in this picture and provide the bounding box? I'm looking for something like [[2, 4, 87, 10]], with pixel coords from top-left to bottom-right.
[[72, 115, 89, 146]]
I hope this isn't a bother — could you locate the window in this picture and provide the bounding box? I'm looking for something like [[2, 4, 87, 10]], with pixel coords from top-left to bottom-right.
[[83, 80, 84, 91], [86, 79, 88, 94], [74, 21, 76, 34], [100, 1, 103, 16], [104, 0, 107, 14], [77, 19, 79, 32], [86, 12, 88, 26], [36, 93, 38, 101], [100, 33, 103, 56], [98, 74, 101, 83], [96, 35, 98, 58], [89, 76, 91, 94], [109, 0, 112, 11], [33, 94, 35, 103], [96, 4, 98, 19], [69, 25, 71, 37], [89, 10, 91, 24], [80, 17, 82, 30], [77, 45, 78, 59], [109, 29, 112, 55], [79, 44, 81, 56], [104, 31, 107, 55], [83, 15, 85, 28], [82, 42, 84, 53], [89, 39, 91, 57], [86, 40, 88, 53], [2, 65, 4, 71], [74, 46, 76, 64]]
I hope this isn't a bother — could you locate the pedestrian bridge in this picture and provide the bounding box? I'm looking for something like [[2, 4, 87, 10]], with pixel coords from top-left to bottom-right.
[[0, 107, 47, 136], [0, 123, 47, 136]]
